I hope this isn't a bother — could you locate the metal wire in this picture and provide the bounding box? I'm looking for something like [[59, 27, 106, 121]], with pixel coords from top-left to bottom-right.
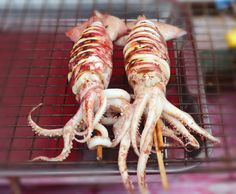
[[188, 2, 236, 171], [0, 0, 235, 176]]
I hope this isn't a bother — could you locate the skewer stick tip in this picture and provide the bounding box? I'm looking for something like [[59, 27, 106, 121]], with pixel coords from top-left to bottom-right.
[[96, 145, 103, 161]]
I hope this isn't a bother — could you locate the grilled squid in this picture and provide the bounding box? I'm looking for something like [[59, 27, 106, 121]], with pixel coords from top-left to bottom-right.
[[28, 11, 130, 161], [117, 16, 220, 194]]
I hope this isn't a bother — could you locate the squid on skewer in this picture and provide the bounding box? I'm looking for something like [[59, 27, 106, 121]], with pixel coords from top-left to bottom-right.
[[28, 11, 130, 161], [116, 16, 220, 193]]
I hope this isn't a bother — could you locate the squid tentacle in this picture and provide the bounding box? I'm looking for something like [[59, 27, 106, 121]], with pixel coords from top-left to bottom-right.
[[140, 93, 162, 150], [100, 115, 118, 125], [106, 98, 134, 193], [87, 123, 112, 150], [93, 90, 107, 128], [163, 99, 220, 143], [118, 132, 134, 194], [75, 89, 130, 138], [31, 108, 83, 161], [137, 96, 163, 194], [150, 119, 185, 154], [75, 93, 96, 143], [159, 119, 185, 147], [31, 128, 74, 162], [110, 99, 133, 147], [28, 103, 64, 137], [163, 112, 200, 150], [103, 88, 131, 102], [101, 89, 131, 127], [75, 89, 107, 140], [130, 92, 150, 156], [137, 134, 153, 194], [87, 91, 132, 149], [74, 129, 87, 136]]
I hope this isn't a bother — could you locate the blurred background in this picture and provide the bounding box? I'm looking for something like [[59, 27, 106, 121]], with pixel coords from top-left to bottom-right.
[[0, 0, 235, 194]]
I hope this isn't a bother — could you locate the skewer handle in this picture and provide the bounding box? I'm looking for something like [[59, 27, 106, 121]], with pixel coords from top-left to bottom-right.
[[96, 131, 103, 161], [96, 145, 103, 161], [154, 123, 169, 190], [156, 121, 164, 149]]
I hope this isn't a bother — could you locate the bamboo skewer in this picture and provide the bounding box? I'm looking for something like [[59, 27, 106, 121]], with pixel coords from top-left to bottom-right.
[[156, 121, 164, 150], [96, 145, 103, 160], [96, 131, 103, 161], [153, 120, 169, 190]]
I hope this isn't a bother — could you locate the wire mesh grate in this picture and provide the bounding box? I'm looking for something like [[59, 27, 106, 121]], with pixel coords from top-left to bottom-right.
[[0, 0, 235, 176]]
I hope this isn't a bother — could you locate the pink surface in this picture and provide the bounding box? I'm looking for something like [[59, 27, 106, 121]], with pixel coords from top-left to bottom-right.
[[1, 173, 236, 194]]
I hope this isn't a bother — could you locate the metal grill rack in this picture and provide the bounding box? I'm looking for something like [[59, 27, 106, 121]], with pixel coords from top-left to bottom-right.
[[0, 0, 235, 179], [188, 2, 236, 172]]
